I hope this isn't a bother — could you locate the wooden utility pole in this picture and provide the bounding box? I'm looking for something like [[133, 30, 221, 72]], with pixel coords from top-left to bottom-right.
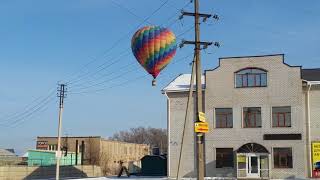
[[56, 83, 66, 180], [179, 0, 219, 179]]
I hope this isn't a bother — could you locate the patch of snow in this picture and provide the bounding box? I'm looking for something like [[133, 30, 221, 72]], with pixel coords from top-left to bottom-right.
[[162, 74, 205, 92]]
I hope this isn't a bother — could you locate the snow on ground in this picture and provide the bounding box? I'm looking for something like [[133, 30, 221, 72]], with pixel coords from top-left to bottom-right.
[[69, 177, 167, 180]]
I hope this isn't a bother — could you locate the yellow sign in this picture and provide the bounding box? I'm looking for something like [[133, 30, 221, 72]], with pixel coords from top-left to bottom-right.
[[195, 122, 209, 133], [237, 155, 246, 163], [198, 112, 206, 122], [312, 142, 320, 178]]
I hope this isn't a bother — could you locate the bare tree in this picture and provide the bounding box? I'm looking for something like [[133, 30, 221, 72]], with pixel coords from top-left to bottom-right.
[[87, 138, 100, 165], [99, 151, 113, 175], [110, 127, 168, 153]]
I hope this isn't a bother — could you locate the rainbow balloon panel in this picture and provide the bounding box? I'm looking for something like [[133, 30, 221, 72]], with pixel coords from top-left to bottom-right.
[[131, 26, 177, 79]]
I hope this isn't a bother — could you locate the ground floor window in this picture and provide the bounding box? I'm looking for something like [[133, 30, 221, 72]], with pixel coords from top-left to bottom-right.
[[216, 148, 234, 168], [273, 147, 293, 168]]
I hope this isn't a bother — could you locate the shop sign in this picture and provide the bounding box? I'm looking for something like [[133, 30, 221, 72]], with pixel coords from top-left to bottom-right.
[[194, 122, 209, 133], [312, 142, 320, 178], [237, 155, 246, 163], [36, 141, 48, 150]]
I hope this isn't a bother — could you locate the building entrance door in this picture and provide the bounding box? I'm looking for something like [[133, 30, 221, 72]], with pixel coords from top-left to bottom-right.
[[247, 154, 260, 178]]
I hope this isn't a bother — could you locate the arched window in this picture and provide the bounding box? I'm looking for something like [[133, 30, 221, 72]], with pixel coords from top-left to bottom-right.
[[235, 68, 267, 88]]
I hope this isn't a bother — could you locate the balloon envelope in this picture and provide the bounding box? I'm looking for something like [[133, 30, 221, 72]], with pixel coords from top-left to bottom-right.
[[131, 26, 177, 79]]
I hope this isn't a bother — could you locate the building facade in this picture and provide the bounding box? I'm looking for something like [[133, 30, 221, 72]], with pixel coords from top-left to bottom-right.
[[27, 149, 81, 166], [36, 136, 149, 174], [0, 149, 21, 166], [163, 54, 320, 179]]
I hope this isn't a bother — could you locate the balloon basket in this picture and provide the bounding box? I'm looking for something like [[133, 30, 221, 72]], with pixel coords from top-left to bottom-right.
[[152, 79, 156, 86]]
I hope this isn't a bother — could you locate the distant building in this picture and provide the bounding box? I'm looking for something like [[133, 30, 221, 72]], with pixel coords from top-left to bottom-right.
[[36, 136, 150, 174], [27, 149, 81, 166], [163, 54, 320, 179], [0, 148, 21, 165]]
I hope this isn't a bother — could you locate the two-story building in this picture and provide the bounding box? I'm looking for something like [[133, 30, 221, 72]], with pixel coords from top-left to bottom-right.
[[163, 54, 320, 179]]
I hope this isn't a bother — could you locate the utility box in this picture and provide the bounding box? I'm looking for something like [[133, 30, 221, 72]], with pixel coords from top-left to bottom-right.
[[141, 155, 167, 176]]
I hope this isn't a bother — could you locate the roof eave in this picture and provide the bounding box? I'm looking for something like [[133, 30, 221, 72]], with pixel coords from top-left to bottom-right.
[[303, 80, 320, 85]]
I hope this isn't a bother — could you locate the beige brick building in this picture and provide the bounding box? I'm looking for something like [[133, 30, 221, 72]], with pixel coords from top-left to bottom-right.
[[163, 54, 320, 179], [36, 136, 149, 174]]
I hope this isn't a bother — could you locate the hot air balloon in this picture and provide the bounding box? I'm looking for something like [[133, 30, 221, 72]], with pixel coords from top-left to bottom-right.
[[131, 26, 177, 86]]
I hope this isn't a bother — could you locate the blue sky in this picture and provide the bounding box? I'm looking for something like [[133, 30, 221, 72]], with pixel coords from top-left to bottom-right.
[[0, 0, 319, 155]]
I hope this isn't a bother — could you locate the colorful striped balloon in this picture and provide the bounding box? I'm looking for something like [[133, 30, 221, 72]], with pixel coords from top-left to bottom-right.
[[131, 26, 177, 85]]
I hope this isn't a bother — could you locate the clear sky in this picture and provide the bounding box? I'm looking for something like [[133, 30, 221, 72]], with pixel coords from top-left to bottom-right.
[[0, 0, 319, 155]]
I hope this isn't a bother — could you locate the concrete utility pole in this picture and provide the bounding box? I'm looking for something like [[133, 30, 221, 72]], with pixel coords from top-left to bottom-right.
[[56, 83, 67, 180], [179, 0, 219, 179]]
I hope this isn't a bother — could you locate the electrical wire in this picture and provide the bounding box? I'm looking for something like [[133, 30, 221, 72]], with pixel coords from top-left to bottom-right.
[[0, 88, 55, 122], [66, 0, 190, 88], [0, 96, 56, 128], [70, 61, 137, 89], [65, 0, 170, 85], [0, 0, 192, 129], [70, 64, 139, 92], [67, 49, 132, 86], [0, 89, 56, 124], [69, 20, 194, 92], [66, 7, 194, 90], [110, 0, 153, 25], [10, 98, 57, 128], [69, 53, 193, 95]]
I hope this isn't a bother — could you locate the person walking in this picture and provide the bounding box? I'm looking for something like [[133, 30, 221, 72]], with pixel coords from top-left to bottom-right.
[[117, 160, 130, 178]]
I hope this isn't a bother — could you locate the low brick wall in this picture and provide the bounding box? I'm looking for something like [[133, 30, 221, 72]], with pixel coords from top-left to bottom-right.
[[0, 165, 102, 180]]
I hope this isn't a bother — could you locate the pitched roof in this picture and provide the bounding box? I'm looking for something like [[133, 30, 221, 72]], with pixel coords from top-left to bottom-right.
[[302, 68, 320, 81], [0, 149, 16, 157], [162, 74, 205, 92]]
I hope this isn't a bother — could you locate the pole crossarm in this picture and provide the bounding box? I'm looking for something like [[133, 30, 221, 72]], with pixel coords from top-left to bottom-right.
[[181, 11, 212, 18], [179, 40, 220, 49], [179, 10, 219, 22]]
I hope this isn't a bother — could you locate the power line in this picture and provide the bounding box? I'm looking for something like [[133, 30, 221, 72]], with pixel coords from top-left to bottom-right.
[[66, 0, 190, 87], [68, 20, 193, 92], [10, 99, 57, 128], [0, 90, 56, 125], [65, 0, 170, 84], [70, 61, 137, 89], [70, 65, 138, 92], [109, 0, 152, 25], [67, 49, 132, 86], [0, 0, 191, 130], [0, 88, 55, 122], [0, 96, 56, 128], [69, 53, 193, 95]]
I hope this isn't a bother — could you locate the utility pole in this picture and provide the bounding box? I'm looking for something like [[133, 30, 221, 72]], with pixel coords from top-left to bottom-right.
[[179, 0, 219, 179], [56, 83, 67, 180]]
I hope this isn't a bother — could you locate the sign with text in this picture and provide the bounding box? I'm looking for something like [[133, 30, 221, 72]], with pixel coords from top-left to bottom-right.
[[195, 122, 209, 133], [198, 112, 206, 122], [237, 155, 246, 163], [312, 142, 320, 178], [36, 141, 48, 150]]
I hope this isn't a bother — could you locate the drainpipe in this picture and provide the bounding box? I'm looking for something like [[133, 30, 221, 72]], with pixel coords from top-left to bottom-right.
[[306, 82, 312, 178], [164, 92, 171, 177]]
